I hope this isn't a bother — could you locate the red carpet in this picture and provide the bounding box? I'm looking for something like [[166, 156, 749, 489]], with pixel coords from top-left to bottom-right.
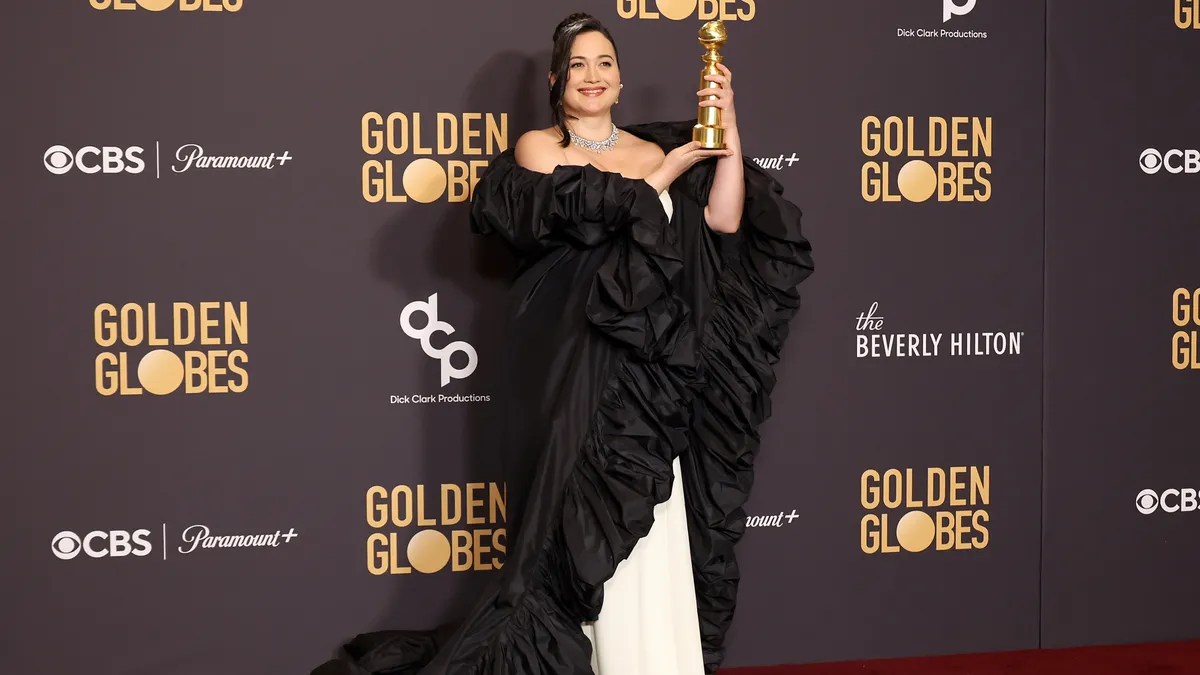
[[723, 640, 1200, 674]]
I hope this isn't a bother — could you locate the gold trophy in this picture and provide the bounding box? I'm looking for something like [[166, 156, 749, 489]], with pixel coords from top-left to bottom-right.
[[693, 20, 728, 149]]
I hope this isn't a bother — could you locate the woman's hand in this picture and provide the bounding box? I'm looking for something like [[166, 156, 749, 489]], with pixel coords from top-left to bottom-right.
[[644, 141, 734, 194], [698, 63, 737, 131]]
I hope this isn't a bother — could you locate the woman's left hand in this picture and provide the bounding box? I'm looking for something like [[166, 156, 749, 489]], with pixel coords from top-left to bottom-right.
[[697, 63, 737, 130]]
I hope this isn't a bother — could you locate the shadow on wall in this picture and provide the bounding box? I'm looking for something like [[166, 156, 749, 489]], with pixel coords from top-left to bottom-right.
[[326, 37, 679, 662], [318, 50, 548, 660]]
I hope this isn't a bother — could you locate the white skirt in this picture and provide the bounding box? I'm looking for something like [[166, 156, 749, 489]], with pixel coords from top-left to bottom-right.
[[580, 456, 706, 675]]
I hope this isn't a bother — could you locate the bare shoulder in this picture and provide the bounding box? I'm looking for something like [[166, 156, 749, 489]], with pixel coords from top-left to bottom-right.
[[624, 134, 666, 173], [514, 128, 568, 174]]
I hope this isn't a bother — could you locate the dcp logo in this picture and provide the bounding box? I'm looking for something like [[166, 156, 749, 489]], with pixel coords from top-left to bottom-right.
[[1139, 148, 1200, 175], [1136, 488, 1199, 515], [400, 294, 477, 387], [51, 529, 153, 559], [943, 0, 977, 22], [44, 145, 146, 175]]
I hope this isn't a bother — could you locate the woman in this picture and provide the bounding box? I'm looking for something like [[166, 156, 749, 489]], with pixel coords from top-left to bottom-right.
[[315, 12, 813, 675]]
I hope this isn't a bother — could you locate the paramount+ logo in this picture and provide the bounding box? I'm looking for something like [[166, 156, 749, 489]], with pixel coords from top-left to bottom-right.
[[617, 0, 755, 20], [90, 0, 241, 11], [94, 302, 249, 396], [1178, 0, 1200, 29], [860, 466, 990, 554], [362, 112, 508, 204], [366, 482, 506, 575], [861, 115, 993, 203]]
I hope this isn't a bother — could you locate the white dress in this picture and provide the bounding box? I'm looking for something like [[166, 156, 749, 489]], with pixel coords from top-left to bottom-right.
[[580, 192, 706, 675]]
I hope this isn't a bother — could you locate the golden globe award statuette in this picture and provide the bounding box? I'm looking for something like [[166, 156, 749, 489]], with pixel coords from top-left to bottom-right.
[[693, 20, 728, 149]]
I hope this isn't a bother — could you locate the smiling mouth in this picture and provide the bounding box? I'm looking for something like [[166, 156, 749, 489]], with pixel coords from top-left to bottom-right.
[[577, 88, 607, 97]]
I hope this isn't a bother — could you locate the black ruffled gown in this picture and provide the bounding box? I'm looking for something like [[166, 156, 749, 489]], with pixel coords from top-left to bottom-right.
[[313, 120, 814, 675]]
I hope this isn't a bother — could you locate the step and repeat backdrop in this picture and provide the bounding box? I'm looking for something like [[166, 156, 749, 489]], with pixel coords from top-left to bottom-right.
[[1040, 0, 1200, 650], [0, 1, 1195, 674]]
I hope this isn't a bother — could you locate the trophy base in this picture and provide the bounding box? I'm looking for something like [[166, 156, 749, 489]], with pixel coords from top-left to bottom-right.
[[693, 125, 725, 149]]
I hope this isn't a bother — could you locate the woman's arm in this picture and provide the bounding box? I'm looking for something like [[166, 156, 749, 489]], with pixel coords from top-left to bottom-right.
[[698, 63, 743, 234], [703, 125, 744, 233]]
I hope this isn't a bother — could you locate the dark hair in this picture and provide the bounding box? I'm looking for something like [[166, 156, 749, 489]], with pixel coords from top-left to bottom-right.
[[549, 13, 620, 147]]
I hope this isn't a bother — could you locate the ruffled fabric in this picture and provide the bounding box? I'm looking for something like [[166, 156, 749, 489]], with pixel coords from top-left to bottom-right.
[[626, 122, 814, 672], [312, 121, 812, 675], [470, 154, 694, 363]]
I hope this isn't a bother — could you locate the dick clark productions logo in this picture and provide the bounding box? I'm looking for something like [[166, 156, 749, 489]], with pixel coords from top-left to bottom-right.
[[401, 294, 477, 387], [943, 0, 976, 22]]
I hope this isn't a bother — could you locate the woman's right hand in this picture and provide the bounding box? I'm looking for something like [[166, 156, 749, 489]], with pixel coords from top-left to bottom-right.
[[644, 141, 734, 194]]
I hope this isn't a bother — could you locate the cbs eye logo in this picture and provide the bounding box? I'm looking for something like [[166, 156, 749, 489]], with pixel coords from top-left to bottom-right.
[[44, 145, 146, 175], [1140, 149, 1166, 174], [1136, 489, 1160, 514], [51, 529, 153, 559]]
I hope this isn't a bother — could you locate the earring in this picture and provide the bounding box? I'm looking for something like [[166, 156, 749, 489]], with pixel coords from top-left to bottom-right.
[[616, 83, 623, 104]]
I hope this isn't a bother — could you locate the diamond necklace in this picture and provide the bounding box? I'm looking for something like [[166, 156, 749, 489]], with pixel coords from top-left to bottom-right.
[[568, 123, 619, 152]]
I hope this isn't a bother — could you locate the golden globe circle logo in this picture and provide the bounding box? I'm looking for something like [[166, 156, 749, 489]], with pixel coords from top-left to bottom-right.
[[90, 0, 242, 11], [860, 466, 990, 554], [366, 482, 507, 574], [1172, 288, 1200, 370], [861, 116, 993, 203], [1178, 0, 1200, 28], [617, 0, 755, 21], [93, 302, 249, 396], [361, 112, 508, 204]]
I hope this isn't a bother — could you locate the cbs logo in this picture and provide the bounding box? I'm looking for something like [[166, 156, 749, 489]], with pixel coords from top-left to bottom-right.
[[1136, 488, 1199, 515], [90, 0, 242, 11], [51, 529, 153, 559], [401, 294, 477, 387], [1139, 148, 1200, 175], [44, 145, 145, 175]]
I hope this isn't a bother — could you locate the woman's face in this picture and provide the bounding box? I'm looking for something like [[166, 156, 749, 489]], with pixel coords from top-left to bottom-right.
[[560, 31, 620, 116]]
